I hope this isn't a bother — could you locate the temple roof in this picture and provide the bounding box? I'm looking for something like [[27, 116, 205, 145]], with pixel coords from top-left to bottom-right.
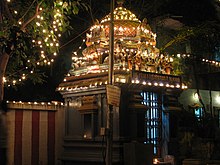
[[57, 1, 188, 93], [100, 6, 141, 24], [69, 1, 175, 78]]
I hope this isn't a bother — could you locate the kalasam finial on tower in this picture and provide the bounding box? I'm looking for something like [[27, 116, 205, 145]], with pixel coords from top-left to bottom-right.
[[117, 0, 125, 7]]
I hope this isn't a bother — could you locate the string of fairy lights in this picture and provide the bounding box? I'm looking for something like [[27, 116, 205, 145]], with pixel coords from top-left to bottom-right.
[[3, 0, 65, 86], [3, 1, 220, 87], [58, 73, 188, 92], [69, 4, 220, 76], [6, 100, 64, 106], [69, 40, 220, 72]]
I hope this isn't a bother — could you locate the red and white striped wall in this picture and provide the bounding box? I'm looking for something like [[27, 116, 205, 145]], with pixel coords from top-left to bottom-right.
[[6, 102, 64, 165]]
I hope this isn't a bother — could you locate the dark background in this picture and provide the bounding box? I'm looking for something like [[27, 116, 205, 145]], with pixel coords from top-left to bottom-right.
[[4, 0, 220, 102]]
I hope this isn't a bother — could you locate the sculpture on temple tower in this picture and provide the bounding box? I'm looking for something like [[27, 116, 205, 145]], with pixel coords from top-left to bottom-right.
[[70, 1, 174, 76], [58, 3, 185, 164]]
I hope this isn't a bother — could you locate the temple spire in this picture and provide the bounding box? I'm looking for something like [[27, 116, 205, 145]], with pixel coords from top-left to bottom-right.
[[116, 0, 125, 7]]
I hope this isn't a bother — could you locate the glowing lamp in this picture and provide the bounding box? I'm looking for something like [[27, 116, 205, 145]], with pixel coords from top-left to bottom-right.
[[194, 93, 199, 100], [153, 158, 159, 164], [216, 95, 220, 103]]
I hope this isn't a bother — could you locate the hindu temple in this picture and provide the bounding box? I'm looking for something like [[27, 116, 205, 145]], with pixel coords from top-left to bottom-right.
[[58, 1, 186, 164]]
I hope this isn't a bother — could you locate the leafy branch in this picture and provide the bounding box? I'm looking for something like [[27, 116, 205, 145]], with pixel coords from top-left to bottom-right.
[[21, 1, 43, 31]]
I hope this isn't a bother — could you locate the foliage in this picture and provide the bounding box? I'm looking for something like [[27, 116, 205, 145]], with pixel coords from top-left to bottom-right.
[[1, 0, 219, 100], [0, 0, 87, 86]]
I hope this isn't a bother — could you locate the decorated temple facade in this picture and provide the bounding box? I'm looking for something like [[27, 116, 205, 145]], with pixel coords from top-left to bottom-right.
[[70, 5, 175, 76], [58, 2, 186, 165]]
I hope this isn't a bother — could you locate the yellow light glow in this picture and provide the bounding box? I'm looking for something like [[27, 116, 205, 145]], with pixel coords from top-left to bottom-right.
[[216, 95, 220, 103], [194, 93, 199, 100], [36, 22, 41, 26], [3, 77, 6, 83], [153, 158, 159, 164]]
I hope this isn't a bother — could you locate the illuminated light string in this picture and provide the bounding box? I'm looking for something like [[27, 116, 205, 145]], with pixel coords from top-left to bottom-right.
[[3, 56, 54, 87], [100, 6, 140, 23], [5, 0, 91, 86], [71, 49, 220, 67], [4, 42, 82, 86], [2, 2, 168, 85], [71, 40, 86, 60], [69, 45, 220, 78], [5, 1, 220, 85], [174, 54, 220, 66], [70, 41, 169, 74], [63, 33, 220, 79], [4, 1, 66, 86], [70, 32, 220, 70], [49, 5, 220, 86], [89, 24, 156, 42], [68, 43, 220, 78], [31, 3, 63, 62], [201, 58, 220, 66], [58, 78, 188, 92], [6, 100, 64, 106], [67, 66, 130, 77]]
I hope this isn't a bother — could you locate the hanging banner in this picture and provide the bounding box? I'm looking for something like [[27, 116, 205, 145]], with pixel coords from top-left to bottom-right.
[[106, 85, 121, 107]]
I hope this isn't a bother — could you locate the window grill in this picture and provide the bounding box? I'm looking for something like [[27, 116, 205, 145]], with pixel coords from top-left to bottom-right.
[[141, 92, 162, 156]]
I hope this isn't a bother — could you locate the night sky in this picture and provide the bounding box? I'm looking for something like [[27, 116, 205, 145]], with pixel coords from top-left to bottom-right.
[[4, 0, 220, 102]]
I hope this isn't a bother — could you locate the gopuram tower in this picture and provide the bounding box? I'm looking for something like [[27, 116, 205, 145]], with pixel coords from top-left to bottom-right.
[[58, 1, 185, 164]]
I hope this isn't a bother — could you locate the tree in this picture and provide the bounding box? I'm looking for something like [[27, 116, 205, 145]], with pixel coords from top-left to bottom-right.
[[0, 0, 86, 163], [0, 0, 88, 102]]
